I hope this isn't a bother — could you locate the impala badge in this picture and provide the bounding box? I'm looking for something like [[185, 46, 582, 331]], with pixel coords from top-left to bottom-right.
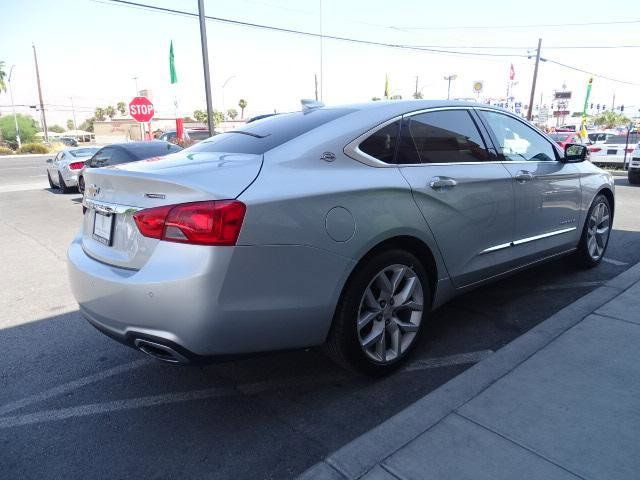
[[321, 152, 336, 162]]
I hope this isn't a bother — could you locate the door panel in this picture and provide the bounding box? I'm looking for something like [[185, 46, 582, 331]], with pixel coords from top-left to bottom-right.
[[396, 109, 515, 287], [478, 110, 582, 257]]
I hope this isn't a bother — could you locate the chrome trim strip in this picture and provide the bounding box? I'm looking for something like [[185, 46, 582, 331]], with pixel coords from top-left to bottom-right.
[[481, 227, 577, 254], [83, 198, 141, 215], [480, 242, 512, 254], [512, 227, 577, 245]]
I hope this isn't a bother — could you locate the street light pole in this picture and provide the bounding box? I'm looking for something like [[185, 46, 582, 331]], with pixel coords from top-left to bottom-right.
[[8, 65, 21, 148], [197, 0, 215, 136], [527, 38, 542, 121], [443, 74, 457, 100], [32, 43, 49, 143], [132, 76, 139, 95], [69, 96, 78, 132]]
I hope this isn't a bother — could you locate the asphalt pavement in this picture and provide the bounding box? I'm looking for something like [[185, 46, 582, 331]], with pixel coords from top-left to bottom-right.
[[1, 155, 640, 479]]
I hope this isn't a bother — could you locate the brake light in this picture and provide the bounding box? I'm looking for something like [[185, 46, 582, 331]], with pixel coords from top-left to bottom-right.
[[133, 200, 246, 246], [69, 161, 85, 170], [588, 146, 601, 153], [626, 148, 634, 153]]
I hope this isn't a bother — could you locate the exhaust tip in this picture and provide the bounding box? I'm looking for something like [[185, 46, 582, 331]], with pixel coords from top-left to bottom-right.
[[134, 339, 189, 364]]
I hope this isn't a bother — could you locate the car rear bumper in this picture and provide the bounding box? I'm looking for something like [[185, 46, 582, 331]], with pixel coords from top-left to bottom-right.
[[67, 233, 354, 358]]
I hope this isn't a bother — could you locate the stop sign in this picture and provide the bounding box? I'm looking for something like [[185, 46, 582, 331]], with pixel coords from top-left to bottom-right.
[[129, 96, 155, 122]]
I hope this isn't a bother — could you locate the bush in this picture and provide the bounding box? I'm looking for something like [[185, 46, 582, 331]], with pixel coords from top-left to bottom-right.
[[0, 146, 14, 155], [17, 143, 49, 154]]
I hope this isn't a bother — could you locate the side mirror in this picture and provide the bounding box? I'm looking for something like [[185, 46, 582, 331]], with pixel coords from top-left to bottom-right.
[[46, 158, 53, 163], [564, 144, 588, 163]]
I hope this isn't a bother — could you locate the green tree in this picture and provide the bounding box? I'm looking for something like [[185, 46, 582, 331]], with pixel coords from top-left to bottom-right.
[[0, 114, 39, 143], [49, 124, 65, 133], [94, 107, 106, 121], [226, 108, 238, 120], [105, 105, 116, 119], [78, 117, 95, 133], [212, 110, 225, 126], [117, 101, 126, 116], [193, 109, 207, 123], [0, 61, 7, 93], [238, 99, 247, 119], [66, 119, 74, 130], [593, 111, 630, 129]]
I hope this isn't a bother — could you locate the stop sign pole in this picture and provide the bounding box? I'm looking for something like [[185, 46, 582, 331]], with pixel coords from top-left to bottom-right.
[[129, 96, 155, 140]]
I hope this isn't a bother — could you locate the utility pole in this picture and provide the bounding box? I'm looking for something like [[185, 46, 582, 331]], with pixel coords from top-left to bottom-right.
[[8, 65, 21, 148], [314, 73, 319, 101], [197, 0, 215, 135], [611, 92, 616, 110], [415, 76, 419, 98], [132, 76, 139, 95], [319, 0, 324, 102], [527, 38, 542, 121], [32, 43, 48, 142], [69, 96, 77, 131]]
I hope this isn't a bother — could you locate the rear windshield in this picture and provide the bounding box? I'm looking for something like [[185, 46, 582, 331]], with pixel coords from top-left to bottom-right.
[[606, 134, 639, 144], [69, 148, 99, 157], [185, 108, 355, 155], [125, 142, 183, 159]]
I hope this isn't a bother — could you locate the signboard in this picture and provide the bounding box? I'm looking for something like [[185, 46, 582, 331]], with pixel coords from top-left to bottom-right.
[[554, 91, 572, 100], [472, 81, 483, 93], [129, 96, 155, 123], [553, 110, 571, 117]]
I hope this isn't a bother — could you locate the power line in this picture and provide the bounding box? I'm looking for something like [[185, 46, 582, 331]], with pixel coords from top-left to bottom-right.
[[414, 44, 640, 50], [393, 19, 640, 30], [99, 0, 640, 86]]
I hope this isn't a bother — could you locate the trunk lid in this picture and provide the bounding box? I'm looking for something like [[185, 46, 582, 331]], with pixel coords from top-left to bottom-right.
[[81, 151, 262, 269]]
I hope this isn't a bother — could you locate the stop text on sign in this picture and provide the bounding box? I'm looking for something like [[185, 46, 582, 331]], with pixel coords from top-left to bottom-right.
[[130, 104, 154, 115]]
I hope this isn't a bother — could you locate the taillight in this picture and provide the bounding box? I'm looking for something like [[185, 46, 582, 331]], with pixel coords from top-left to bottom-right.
[[626, 148, 634, 153], [69, 161, 85, 170], [588, 146, 601, 153], [133, 200, 246, 246]]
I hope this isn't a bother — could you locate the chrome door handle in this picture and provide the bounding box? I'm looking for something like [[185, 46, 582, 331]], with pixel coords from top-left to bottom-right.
[[429, 176, 457, 190], [514, 170, 534, 183]]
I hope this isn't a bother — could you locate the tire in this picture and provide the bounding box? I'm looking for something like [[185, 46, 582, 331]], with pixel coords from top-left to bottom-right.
[[575, 193, 612, 268], [47, 171, 56, 189], [78, 175, 85, 194], [324, 249, 431, 376], [629, 170, 640, 185], [58, 172, 72, 194]]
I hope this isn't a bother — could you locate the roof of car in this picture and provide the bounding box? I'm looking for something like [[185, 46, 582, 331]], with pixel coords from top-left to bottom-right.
[[103, 141, 181, 159]]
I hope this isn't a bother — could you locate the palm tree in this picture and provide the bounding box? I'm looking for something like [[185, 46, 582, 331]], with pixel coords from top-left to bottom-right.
[[593, 111, 630, 129], [238, 99, 247, 119], [94, 107, 106, 121], [0, 61, 7, 93], [105, 106, 116, 120], [226, 108, 238, 120], [117, 101, 126, 116], [66, 119, 74, 130]]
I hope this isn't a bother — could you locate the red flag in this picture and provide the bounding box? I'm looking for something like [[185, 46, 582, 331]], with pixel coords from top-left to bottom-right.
[[509, 64, 515, 81]]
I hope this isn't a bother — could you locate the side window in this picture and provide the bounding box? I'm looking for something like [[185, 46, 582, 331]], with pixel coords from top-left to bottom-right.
[[90, 148, 112, 167], [106, 149, 133, 166], [397, 110, 489, 164], [358, 120, 400, 164], [481, 111, 557, 162]]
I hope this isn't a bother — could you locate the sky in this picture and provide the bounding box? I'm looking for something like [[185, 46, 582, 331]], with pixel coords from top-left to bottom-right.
[[1, 0, 639, 128]]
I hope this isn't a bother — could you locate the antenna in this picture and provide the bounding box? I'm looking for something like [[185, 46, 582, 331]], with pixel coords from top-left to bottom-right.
[[301, 99, 325, 112]]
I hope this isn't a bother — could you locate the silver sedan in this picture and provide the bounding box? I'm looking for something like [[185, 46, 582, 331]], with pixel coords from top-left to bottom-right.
[[68, 100, 614, 375], [46, 147, 99, 193]]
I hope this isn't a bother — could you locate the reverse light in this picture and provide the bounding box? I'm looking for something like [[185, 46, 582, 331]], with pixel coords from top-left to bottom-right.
[[133, 200, 246, 246], [69, 161, 85, 170]]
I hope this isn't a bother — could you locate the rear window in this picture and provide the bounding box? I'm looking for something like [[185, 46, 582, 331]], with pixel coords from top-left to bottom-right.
[[69, 148, 99, 157], [185, 108, 354, 155], [126, 142, 183, 160], [549, 134, 569, 142], [605, 134, 639, 144]]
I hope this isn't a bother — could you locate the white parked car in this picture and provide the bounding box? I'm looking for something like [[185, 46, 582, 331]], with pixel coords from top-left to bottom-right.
[[46, 147, 100, 193], [628, 143, 640, 184], [588, 133, 639, 166]]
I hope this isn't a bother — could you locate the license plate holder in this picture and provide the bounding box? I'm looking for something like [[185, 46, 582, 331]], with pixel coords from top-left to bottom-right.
[[607, 149, 617, 155], [93, 211, 114, 246]]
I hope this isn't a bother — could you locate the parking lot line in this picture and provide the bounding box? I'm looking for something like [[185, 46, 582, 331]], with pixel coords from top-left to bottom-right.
[[0, 359, 151, 417], [403, 350, 493, 372], [602, 257, 628, 266], [0, 183, 47, 193], [0, 350, 493, 428]]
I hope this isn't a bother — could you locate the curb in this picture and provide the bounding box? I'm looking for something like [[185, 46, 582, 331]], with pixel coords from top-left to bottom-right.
[[300, 261, 640, 479]]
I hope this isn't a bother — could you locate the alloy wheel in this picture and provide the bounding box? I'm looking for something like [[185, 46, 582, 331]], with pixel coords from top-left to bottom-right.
[[586, 201, 610, 260], [356, 264, 423, 363]]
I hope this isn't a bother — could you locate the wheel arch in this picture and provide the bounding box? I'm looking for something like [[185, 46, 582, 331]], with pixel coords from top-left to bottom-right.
[[598, 187, 615, 220]]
